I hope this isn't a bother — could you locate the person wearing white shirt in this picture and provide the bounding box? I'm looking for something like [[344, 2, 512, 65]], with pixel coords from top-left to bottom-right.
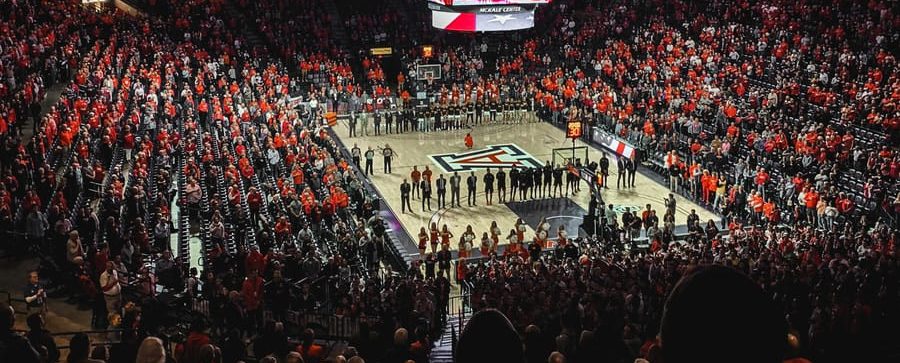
[[185, 178, 202, 207], [99, 261, 122, 315], [266, 147, 281, 167]]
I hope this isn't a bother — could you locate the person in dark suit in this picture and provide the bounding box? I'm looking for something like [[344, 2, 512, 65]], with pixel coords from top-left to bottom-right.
[[552, 165, 564, 197], [436, 174, 447, 208], [436, 245, 452, 280], [627, 155, 638, 187], [509, 167, 519, 202], [599, 154, 610, 188], [617, 157, 628, 189], [351, 144, 361, 167], [532, 167, 542, 199], [483, 168, 495, 205], [385, 110, 394, 134], [450, 172, 462, 207], [490, 99, 498, 122], [574, 158, 583, 192], [466, 172, 478, 206], [349, 112, 358, 137], [400, 179, 412, 213], [543, 162, 553, 196], [421, 179, 432, 212], [373, 111, 382, 135], [475, 101, 483, 124], [565, 163, 576, 196], [520, 169, 531, 200], [496, 168, 506, 203]]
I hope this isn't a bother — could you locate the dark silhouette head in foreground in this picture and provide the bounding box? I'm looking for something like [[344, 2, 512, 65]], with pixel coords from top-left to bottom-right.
[[661, 265, 787, 363], [456, 309, 524, 363]]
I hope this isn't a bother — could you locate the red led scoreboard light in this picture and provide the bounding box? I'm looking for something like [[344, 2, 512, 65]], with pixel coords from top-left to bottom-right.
[[427, 0, 551, 32]]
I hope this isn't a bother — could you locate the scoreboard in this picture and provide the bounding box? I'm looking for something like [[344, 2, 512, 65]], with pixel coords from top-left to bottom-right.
[[426, 0, 552, 32], [426, 0, 551, 4]]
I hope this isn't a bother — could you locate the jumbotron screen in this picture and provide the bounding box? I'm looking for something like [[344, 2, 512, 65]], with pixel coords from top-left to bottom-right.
[[427, 0, 551, 5], [427, 0, 551, 32]]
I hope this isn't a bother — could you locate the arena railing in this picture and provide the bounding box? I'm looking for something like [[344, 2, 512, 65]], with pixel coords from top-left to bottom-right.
[[322, 124, 411, 272], [11, 328, 124, 352], [174, 119, 192, 263], [189, 294, 371, 341], [0, 290, 27, 315], [207, 119, 240, 255]]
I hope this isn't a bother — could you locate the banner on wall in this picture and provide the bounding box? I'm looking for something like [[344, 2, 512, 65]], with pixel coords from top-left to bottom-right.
[[592, 127, 636, 159]]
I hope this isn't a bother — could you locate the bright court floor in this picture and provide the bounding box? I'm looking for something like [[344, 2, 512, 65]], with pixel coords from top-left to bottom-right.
[[331, 118, 718, 259]]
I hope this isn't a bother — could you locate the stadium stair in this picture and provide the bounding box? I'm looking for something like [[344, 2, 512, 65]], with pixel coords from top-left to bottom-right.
[[222, 0, 268, 56], [322, 0, 364, 82], [430, 312, 470, 363], [323, 0, 352, 53]]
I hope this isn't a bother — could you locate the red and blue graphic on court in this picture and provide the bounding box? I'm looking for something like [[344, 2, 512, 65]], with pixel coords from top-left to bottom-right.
[[429, 144, 543, 172]]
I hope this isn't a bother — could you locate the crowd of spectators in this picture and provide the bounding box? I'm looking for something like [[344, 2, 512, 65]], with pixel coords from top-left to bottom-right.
[[0, 0, 897, 363], [2, 0, 449, 362]]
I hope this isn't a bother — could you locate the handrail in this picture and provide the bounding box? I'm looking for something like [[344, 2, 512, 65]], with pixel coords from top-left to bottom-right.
[[0, 290, 11, 306], [0, 289, 28, 306], [11, 328, 124, 351], [12, 328, 123, 337]]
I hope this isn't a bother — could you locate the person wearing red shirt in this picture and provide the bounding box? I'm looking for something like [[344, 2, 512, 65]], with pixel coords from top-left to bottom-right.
[[274, 215, 292, 243], [835, 192, 854, 214], [804, 187, 820, 225], [749, 191, 765, 224], [700, 170, 712, 205], [296, 329, 324, 362], [227, 184, 241, 207], [241, 269, 264, 332], [410, 166, 421, 199], [763, 201, 778, 224], [755, 167, 770, 199], [177, 317, 212, 363], [118, 125, 134, 161], [245, 245, 267, 275], [238, 156, 254, 180]]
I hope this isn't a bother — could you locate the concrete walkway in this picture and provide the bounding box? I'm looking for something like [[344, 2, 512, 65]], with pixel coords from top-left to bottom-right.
[[18, 82, 67, 142]]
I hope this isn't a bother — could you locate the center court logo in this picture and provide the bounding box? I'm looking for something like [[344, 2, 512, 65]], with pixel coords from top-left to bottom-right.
[[429, 144, 543, 172]]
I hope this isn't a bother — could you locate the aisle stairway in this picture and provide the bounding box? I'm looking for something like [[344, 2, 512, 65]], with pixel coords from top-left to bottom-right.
[[430, 312, 470, 363], [429, 293, 475, 363], [222, 0, 268, 58], [322, 0, 363, 81]]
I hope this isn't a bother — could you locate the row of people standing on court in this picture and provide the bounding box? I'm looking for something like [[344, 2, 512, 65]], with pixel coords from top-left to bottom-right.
[[396, 163, 585, 213], [345, 98, 536, 137], [349, 142, 396, 175], [593, 153, 639, 189]]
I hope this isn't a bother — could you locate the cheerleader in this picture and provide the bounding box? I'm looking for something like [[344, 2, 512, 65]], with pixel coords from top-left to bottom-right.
[[489, 221, 501, 254], [460, 225, 476, 258], [537, 217, 552, 248], [429, 222, 439, 253], [556, 225, 568, 249], [504, 229, 519, 257], [418, 227, 428, 256], [515, 218, 526, 243], [480, 232, 492, 256], [440, 224, 454, 250]]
